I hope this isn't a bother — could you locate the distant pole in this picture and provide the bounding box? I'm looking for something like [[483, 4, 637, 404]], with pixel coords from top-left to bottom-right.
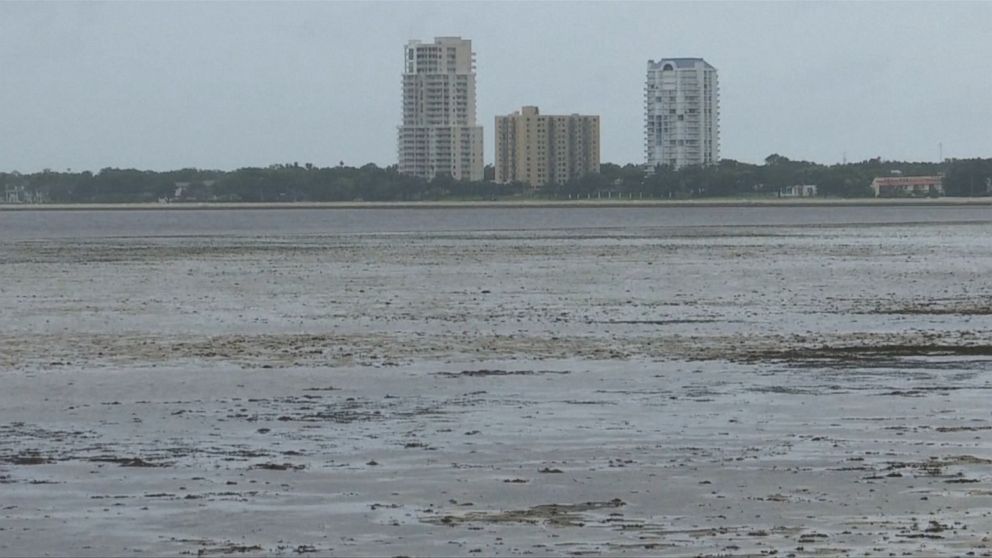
[[939, 142, 943, 162]]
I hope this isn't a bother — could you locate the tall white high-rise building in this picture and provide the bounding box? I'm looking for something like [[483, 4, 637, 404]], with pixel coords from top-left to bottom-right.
[[645, 58, 719, 170], [398, 37, 484, 181]]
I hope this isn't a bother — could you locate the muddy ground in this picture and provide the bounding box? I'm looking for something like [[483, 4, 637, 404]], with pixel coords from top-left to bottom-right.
[[1, 215, 992, 556]]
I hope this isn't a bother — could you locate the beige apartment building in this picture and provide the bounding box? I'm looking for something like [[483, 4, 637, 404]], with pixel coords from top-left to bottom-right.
[[398, 37, 484, 182], [494, 106, 600, 187]]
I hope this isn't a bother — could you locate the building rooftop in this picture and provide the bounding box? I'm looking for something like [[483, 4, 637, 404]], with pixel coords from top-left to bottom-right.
[[871, 176, 943, 185], [408, 36, 469, 47], [648, 58, 716, 70]]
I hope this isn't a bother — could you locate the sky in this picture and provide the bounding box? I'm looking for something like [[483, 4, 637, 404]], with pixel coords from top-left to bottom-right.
[[1, 1, 991, 173]]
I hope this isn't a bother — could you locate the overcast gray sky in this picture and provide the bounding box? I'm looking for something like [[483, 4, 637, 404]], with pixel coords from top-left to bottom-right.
[[1, 1, 990, 173]]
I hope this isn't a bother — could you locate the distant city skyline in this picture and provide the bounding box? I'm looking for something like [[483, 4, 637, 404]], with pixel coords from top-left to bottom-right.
[[1, 2, 990, 173]]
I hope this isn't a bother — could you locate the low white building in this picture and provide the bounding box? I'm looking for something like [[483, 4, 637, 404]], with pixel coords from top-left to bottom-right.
[[870, 176, 943, 197], [3, 185, 44, 204], [779, 184, 817, 198]]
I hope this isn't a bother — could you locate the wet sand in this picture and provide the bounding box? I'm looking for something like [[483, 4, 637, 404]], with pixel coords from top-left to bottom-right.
[[1, 215, 991, 556]]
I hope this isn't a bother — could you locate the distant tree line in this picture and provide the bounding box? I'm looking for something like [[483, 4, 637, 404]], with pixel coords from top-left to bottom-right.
[[2, 156, 991, 203]]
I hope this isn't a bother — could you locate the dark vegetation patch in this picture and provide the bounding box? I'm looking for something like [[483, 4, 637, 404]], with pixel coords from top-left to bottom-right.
[[0, 423, 94, 442], [251, 462, 306, 471], [865, 301, 992, 316], [935, 425, 992, 433], [88, 456, 167, 467], [587, 319, 720, 325], [870, 455, 992, 480], [738, 344, 992, 365], [437, 369, 570, 378], [242, 396, 444, 424], [196, 543, 264, 556], [425, 499, 625, 528], [749, 385, 843, 395], [5, 454, 55, 465]]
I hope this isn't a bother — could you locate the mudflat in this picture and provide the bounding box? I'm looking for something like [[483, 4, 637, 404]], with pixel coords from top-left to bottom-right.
[[1, 208, 991, 556]]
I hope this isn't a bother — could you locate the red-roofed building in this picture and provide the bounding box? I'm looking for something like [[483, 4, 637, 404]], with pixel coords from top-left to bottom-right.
[[870, 176, 943, 197]]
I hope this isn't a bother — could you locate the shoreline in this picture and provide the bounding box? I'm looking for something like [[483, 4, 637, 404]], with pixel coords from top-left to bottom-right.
[[2, 197, 992, 211]]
